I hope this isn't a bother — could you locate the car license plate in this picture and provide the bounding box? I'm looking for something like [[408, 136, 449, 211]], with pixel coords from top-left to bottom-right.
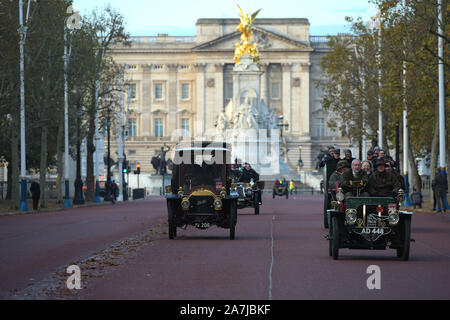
[[195, 223, 211, 229], [361, 228, 384, 235]]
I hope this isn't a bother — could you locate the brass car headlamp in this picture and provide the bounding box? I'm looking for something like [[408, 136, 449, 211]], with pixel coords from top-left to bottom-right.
[[345, 208, 357, 225], [177, 187, 184, 197], [336, 188, 345, 202], [220, 190, 227, 198], [213, 198, 222, 210], [388, 209, 399, 225], [181, 197, 190, 210]]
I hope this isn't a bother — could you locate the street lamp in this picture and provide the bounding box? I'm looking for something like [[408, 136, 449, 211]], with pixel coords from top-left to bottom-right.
[[18, 0, 34, 212], [103, 115, 112, 202], [298, 145, 303, 169], [73, 90, 85, 205], [277, 115, 289, 138]]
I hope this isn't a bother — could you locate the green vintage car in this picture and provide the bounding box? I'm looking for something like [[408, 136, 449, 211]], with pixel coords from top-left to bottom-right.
[[327, 190, 413, 260], [165, 141, 239, 240]]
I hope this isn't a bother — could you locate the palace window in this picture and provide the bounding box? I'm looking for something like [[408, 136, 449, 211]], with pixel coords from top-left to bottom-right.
[[128, 119, 137, 137], [128, 83, 136, 99], [154, 83, 163, 100], [315, 118, 325, 137], [154, 118, 164, 137], [271, 82, 281, 100], [181, 118, 190, 136], [181, 83, 190, 100]]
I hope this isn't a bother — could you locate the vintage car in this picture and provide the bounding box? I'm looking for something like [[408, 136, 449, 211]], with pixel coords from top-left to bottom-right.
[[165, 141, 239, 240], [273, 180, 289, 199], [327, 189, 412, 260], [232, 179, 264, 215]]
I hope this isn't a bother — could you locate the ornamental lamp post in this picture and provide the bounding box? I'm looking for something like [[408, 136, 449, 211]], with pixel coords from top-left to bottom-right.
[[18, 0, 34, 212]]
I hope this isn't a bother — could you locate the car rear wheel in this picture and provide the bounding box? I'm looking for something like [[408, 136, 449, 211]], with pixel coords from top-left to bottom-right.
[[331, 216, 340, 260], [167, 200, 176, 240], [254, 194, 260, 215], [397, 216, 411, 261], [229, 200, 237, 240], [323, 193, 329, 229]]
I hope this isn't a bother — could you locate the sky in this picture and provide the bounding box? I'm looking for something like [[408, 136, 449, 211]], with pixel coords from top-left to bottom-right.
[[72, 0, 378, 36]]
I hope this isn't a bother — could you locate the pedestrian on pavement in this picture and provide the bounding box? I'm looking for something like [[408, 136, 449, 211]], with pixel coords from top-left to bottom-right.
[[410, 188, 423, 209], [289, 179, 295, 195], [432, 171, 448, 213], [30, 179, 40, 211], [110, 180, 118, 205]]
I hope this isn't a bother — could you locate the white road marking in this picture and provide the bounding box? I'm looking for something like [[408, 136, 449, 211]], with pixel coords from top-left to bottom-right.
[[269, 215, 275, 300]]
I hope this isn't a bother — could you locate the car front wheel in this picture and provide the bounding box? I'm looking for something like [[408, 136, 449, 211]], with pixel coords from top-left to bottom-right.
[[397, 216, 411, 261], [331, 216, 340, 260]]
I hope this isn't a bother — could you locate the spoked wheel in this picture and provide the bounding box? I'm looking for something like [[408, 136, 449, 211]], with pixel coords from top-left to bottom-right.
[[229, 200, 237, 240], [167, 200, 176, 240], [331, 216, 340, 260], [397, 216, 411, 261]]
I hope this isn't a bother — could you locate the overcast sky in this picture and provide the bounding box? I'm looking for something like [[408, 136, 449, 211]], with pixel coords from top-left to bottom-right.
[[72, 0, 378, 36]]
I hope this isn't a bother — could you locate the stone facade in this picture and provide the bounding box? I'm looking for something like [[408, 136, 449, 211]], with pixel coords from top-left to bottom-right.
[[108, 18, 352, 176]]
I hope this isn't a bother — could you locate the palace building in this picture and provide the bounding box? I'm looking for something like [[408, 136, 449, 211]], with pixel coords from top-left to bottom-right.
[[108, 18, 351, 178]]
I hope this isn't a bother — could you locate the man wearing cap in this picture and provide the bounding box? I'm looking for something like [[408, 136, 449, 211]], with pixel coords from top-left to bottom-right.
[[344, 149, 355, 166], [320, 147, 342, 185], [328, 160, 350, 190], [366, 150, 376, 169], [340, 159, 369, 198], [368, 159, 402, 197]]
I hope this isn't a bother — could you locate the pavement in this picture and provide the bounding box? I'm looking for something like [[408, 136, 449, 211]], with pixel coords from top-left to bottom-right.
[[1, 194, 449, 300]]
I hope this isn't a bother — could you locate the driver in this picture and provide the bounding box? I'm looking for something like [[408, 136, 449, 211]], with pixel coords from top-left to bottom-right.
[[239, 163, 261, 205], [340, 159, 369, 198], [368, 159, 402, 197], [238, 162, 259, 183]]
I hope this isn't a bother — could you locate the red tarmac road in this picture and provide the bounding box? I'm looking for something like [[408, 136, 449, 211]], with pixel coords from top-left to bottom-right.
[[1, 195, 450, 299]]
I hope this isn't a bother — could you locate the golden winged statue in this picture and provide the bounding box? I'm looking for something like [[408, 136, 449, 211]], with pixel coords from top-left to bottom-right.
[[234, 5, 262, 65]]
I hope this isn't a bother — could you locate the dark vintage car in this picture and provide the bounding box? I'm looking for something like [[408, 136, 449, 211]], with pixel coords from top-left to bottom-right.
[[327, 189, 412, 260], [273, 180, 289, 199], [165, 141, 239, 240], [232, 179, 264, 215]]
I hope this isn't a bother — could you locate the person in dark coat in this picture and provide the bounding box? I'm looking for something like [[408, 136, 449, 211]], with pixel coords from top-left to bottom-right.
[[432, 171, 448, 213], [368, 159, 402, 197], [30, 179, 40, 211], [344, 149, 355, 166], [238, 163, 259, 183], [340, 159, 369, 198], [328, 160, 350, 190], [319, 148, 341, 184], [385, 160, 405, 190], [410, 188, 423, 209]]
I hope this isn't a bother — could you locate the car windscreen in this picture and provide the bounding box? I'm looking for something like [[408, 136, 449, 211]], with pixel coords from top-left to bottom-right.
[[182, 163, 223, 193]]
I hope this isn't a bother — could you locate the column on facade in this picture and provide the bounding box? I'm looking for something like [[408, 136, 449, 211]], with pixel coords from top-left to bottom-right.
[[299, 62, 311, 137], [194, 63, 207, 137], [281, 63, 293, 133], [141, 64, 151, 136], [211, 63, 224, 134], [260, 63, 269, 107], [167, 64, 178, 137]]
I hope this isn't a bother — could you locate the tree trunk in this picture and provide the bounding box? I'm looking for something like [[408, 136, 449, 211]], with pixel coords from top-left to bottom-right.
[[430, 102, 440, 201], [85, 115, 96, 202], [9, 111, 20, 209], [56, 116, 64, 203], [40, 124, 48, 208], [408, 138, 422, 193]]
